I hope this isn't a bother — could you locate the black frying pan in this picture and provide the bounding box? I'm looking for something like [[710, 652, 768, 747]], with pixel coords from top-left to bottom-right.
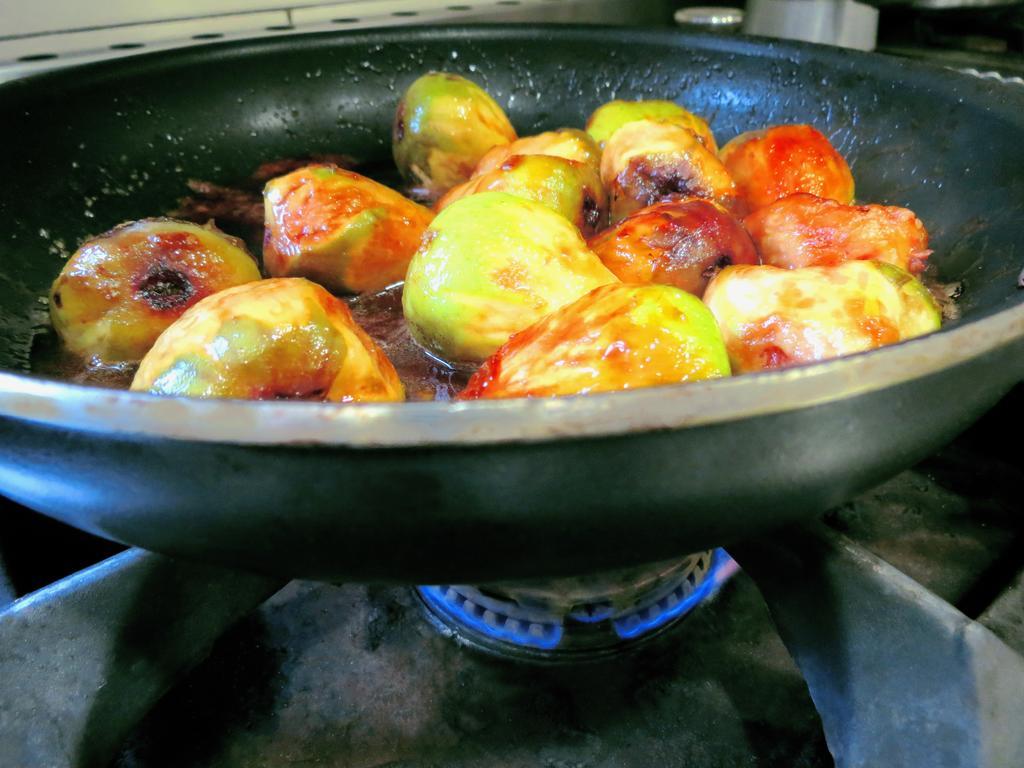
[[0, 26, 1021, 582]]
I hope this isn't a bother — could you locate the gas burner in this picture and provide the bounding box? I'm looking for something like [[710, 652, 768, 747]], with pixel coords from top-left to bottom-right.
[[417, 549, 736, 661]]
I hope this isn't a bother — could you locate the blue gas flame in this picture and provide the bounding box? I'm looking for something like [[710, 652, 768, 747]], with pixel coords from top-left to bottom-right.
[[418, 585, 564, 649], [613, 549, 733, 639], [419, 549, 735, 651]]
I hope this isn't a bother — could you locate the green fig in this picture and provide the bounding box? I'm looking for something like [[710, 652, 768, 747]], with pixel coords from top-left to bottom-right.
[[132, 278, 404, 402], [392, 72, 517, 200], [586, 99, 717, 151], [402, 192, 618, 363], [436, 154, 608, 237], [703, 260, 941, 373]]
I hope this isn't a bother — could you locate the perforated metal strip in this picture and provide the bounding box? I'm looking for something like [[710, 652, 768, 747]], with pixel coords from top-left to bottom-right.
[[956, 66, 1024, 86], [0, 0, 611, 84]]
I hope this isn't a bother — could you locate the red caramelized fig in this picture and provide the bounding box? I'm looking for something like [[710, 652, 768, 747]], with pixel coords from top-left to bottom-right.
[[744, 193, 931, 274], [588, 197, 759, 297], [263, 164, 434, 295], [49, 218, 261, 364], [460, 282, 730, 399], [719, 124, 855, 212]]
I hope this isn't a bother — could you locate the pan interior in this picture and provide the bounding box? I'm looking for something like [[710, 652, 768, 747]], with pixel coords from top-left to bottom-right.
[[1, 27, 1022, 376]]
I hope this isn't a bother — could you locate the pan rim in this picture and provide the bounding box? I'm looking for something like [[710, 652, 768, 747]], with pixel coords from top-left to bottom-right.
[[1, 300, 1021, 447], [1, 25, 1022, 447]]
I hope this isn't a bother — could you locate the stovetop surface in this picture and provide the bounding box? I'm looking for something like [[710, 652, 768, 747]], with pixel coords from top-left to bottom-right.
[[115, 572, 830, 767]]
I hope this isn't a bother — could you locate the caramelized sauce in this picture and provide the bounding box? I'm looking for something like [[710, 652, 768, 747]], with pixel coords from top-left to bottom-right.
[[347, 284, 472, 401], [31, 329, 138, 389]]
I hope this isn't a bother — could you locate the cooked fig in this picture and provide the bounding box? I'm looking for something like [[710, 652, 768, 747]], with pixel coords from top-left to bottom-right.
[[601, 119, 738, 223], [436, 154, 608, 236], [49, 218, 260, 364], [472, 128, 601, 177], [588, 197, 758, 296], [132, 278, 403, 402], [743, 193, 931, 274], [402, 192, 618, 363], [719, 125, 855, 212], [392, 72, 517, 200], [703, 261, 941, 374], [460, 282, 730, 399], [263, 164, 433, 295], [586, 99, 717, 152]]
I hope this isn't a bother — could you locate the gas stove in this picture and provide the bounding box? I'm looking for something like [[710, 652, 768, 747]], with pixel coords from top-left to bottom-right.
[[1, 384, 1021, 768]]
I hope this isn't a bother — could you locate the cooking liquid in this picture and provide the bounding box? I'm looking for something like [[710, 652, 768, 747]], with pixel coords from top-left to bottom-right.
[[31, 283, 472, 401]]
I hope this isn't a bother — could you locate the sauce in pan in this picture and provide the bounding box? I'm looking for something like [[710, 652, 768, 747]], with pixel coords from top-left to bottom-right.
[[347, 284, 472, 401]]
